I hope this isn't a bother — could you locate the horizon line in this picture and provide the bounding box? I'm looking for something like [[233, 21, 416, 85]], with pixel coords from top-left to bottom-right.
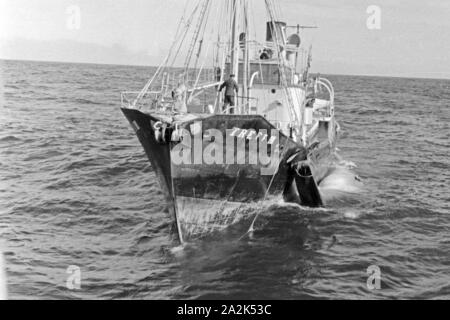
[[1, 58, 449, 81]]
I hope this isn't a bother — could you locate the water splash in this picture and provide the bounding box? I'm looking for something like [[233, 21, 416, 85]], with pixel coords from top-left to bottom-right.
[[169, 244, 187, 257], [342, 210, 362, 219], [319, 164, 365, 202]]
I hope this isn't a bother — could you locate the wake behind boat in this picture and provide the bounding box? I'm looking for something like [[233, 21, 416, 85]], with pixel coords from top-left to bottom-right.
[[121, 0, 339, 243]]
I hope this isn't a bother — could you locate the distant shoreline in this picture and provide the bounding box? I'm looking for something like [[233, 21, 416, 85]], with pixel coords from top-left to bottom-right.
[[1, 58, 449, 81]]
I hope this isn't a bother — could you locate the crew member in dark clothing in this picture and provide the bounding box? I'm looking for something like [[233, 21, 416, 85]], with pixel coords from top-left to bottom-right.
[[219, 74, 239, 114]]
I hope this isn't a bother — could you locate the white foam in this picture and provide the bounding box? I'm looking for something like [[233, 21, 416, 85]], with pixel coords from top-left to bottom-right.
[[0, 252, 7, 300], [343, 210, 361, 219], [339, 160, 358, 169], [169, 244, 187, 256], [319, 167, 364, 194]]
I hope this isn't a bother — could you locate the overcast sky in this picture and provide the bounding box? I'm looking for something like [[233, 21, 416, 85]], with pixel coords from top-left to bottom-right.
[[1, 0, 449, 79]]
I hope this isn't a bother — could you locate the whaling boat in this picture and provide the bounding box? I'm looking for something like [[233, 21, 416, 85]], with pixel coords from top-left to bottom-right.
[[121, 0, 339, 243]]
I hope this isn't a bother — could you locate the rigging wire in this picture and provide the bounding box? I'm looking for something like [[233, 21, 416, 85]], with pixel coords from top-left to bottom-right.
[[133, 10, 187, 105], [241, 0, 305, 238], [133, 1, 200, 106], [188, 0, 213, 85], [169, 1, 204, 70], [184, 0, 211, 78], [188, 0, 227, 103]]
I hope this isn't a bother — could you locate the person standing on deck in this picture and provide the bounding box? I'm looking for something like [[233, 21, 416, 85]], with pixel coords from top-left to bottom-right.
[[219, 74, 239, 114]]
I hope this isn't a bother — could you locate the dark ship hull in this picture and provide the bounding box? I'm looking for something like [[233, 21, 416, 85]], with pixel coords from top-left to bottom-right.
[[122, 107, 335, 242]]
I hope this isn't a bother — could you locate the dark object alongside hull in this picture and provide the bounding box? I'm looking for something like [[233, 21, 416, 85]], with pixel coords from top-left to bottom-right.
[[292, 163, 323, 207], [121, 107, 328, 242]]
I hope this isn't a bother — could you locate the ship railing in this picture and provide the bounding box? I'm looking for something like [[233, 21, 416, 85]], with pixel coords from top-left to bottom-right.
[[121, 91, 159, 108], [161, 70, 218, 91], [313, 77, 335, 120], [122, 77, 220, 108], [264, 119, 300, 138], [220, 96, 259, 115], [317, 77, 335, 104], [121, 87, 217, 114], [121, 90, 178, 111]]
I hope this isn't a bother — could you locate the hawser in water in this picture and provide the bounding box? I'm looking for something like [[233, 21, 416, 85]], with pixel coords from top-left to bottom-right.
[[121, 0, 339, 243]]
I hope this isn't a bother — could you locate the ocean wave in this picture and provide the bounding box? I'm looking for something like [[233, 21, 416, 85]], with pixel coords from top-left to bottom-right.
[[0, 135, 21, 142], [74, 98, 104, 106]]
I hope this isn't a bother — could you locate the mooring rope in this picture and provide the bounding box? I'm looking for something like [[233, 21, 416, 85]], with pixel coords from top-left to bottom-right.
[[239, 133, 293, 241]]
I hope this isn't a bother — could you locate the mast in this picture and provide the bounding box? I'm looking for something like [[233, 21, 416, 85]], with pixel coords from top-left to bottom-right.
[[230, 0, 239, 84], [242, 0, 249, 112]]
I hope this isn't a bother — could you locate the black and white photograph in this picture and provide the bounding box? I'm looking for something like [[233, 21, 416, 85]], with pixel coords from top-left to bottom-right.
[[0, 0, 449, 303]]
